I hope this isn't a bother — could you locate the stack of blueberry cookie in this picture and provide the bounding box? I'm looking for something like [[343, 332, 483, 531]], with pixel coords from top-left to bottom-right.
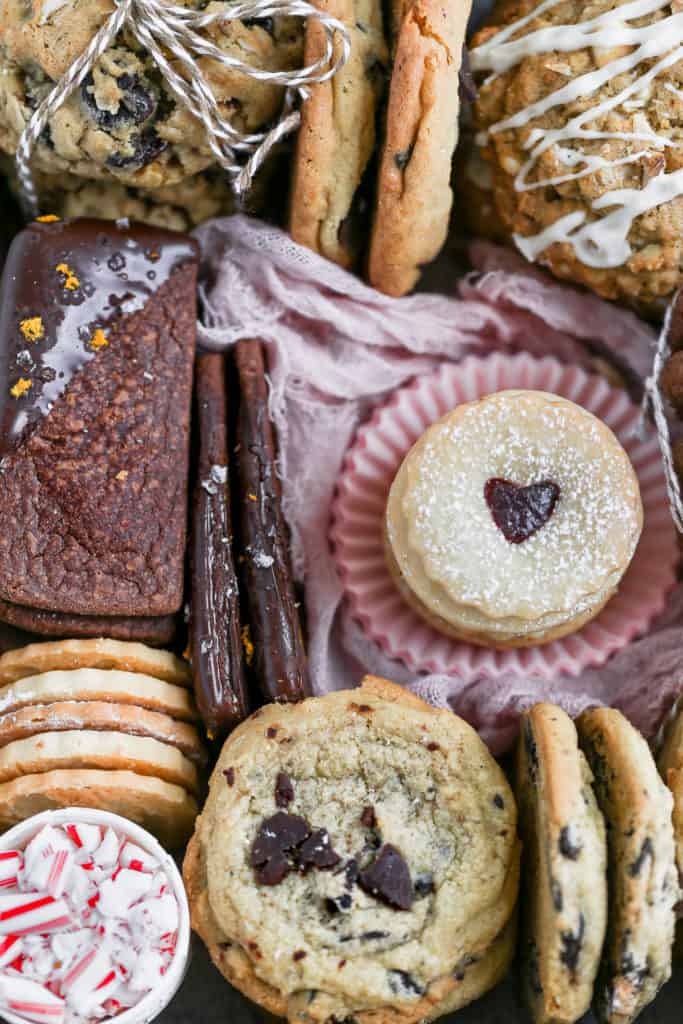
[[516, 703, 680, 1024], [184, 676, 521, 1023]]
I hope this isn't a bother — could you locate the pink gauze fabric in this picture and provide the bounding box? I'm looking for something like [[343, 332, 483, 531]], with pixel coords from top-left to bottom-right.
[[194, 213, 681, 754]]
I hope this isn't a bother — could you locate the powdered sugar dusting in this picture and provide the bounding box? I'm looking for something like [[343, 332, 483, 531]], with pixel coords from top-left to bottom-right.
[[399, 390, 643, 623]]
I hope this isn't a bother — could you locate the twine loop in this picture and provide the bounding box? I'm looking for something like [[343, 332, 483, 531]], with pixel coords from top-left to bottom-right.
[[15, 0, 351, 215]]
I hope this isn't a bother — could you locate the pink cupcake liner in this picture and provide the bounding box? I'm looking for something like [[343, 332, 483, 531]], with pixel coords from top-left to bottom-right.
[[330, 353, 679, 681]]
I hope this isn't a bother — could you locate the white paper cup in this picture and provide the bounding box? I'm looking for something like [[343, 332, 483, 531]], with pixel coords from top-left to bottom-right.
[[0, 807, 190, 1024]]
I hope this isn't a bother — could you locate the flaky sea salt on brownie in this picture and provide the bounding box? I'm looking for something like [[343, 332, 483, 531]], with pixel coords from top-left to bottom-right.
[[0, 218, 198, 638]]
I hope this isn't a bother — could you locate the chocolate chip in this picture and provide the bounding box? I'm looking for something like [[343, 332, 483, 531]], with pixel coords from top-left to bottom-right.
[[628, 837, 653, 877], [359, 844, 413, 911], [524, 720, 540, 781], [394, 145, 414, 171], [527, 940, 544, 996], [558, 826, 582, 860], [275, 771, 295, 807], [326, 894, 352, 913], [293, 950, 307, 961], [458, 46, 478, 104], [388, 971, 424, 996], [493, 794, 505, 809], [107, 129, 167, 170], [338, 959, 346, 969], [344, 859, 359, 890], [454, 953, 479, 982], [298, 829, 341, 873], [620, 951, 651, 989], [250, 812, 311, 885], [413, 873, 434, 897], [81, 72, 157, 130], [360, 806, 377, 829], [559, 914, 585, 974], [243, 15, 275, 34], [349, 703, 372, 713], [551, 878, 563, 912], [340, 930, 389, 943], [223, 767, 235, 786], [427, 742, 440, 752], [267, 726, 279, 738]]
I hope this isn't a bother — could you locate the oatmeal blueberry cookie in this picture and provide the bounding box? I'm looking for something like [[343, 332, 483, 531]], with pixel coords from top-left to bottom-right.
[[367, 0, 472, 296], [516, 704, 607, 1024], [0, 0, 303, 187], [470, 0, 683, 309], [385, 390, 643, 648], [289, 0, 388, 269], [184, 675, 520, 1023], [578, 707, 679, 1024]]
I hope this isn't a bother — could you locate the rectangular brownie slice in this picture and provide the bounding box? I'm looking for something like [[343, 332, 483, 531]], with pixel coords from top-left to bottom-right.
[[0, 217, 198, 621]]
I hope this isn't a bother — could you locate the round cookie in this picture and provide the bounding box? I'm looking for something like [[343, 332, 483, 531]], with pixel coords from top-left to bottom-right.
[[0, 0, 303, 188], [366, 0, 472, 295], [0, 638, 191, 687], [385, 389, 643, 648], [289, 0, 388, 269], [516, 703, 608, 1024], [657, 698, 683, 880], [0, 669, 198, 721], [0, 729, 199, 793], [578, 707, 679, 1024], [469, 0, 683, 310], [0, 769, 198, 848], [183, 676, 520, 1024]]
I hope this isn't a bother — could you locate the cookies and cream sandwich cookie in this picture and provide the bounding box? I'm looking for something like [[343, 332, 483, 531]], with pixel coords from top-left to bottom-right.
[[385, 390, 643, 648], [516, 704, 607, 1024], [367, 0, 472, 295], [184, 676, 520, 1024], [578, 708, 679, 1024]]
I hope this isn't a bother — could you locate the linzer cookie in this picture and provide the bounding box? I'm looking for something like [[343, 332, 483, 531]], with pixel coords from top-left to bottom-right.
[[0, 217, 198, 641], [234, 341, 307, 703], [184, 676, 520, 1023], [191, 353, 249, 738]]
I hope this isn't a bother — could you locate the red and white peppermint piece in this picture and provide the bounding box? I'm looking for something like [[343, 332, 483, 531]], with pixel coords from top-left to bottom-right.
[[63, 826, 100, 855], [45, 852, 73, 901], [0, 894, 70, 936], [0, 974, 64, 1023], [0, 853, 22, 890], [98, 870, 153, 918], [119, 844, 158, 874], [92, 831, 119, 871], [62, 945, 117, 1012], [0, 935, 23, 969]]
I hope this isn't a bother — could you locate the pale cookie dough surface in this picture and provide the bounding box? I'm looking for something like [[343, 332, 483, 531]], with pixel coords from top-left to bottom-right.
[[0, 700, 205, 762], [289, 0, 388, 268], [0, 769, 198, 847], [516, 704, 607, 1024], [0, 668, 198, 721], [367, 0, 472, 296], [0, 728, 200, 792], [0, 638, 191, 687], [659, 702, 683, 879], [185, 676, 520, 1024], [385, 390, 643, 647], [578, 707, 679, 1024], [0, 0, 303, 187]]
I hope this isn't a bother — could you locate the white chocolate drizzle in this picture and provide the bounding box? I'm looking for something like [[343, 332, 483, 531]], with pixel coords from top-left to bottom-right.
[[470, 0, 683, 269]]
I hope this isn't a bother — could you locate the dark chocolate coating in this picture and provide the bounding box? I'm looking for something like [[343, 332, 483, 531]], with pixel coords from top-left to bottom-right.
[[0, 217, 198, 619], [191, 352, 249, 737], [234, 340, 307, 703]]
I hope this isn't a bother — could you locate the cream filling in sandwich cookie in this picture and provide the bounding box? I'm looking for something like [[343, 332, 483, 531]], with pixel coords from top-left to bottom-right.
[[385, 389, 643, 647]]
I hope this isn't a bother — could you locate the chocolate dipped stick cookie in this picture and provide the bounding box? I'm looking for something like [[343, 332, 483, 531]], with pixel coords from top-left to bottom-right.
[[191, 352, 249, 737], [0, 217, 198, 642], [234, 340, 307, 703]]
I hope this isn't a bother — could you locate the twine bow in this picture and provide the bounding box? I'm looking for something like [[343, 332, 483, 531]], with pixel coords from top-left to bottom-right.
[[641, 289, 683, 533], [15, 0, 351, 216]]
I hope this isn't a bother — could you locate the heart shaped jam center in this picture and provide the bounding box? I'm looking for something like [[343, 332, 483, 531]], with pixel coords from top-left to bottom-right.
[[484, 478, 560, 544]]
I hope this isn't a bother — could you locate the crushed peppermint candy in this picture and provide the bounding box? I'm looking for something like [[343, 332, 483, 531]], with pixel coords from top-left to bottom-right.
[[0, 822, 180, 1024]]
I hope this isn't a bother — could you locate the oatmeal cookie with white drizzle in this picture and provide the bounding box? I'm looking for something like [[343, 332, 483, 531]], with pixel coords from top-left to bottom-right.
[[470, 0, 683, 308]]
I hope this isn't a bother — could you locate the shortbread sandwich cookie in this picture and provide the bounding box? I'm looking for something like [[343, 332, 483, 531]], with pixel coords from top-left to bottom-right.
[[516, 704, 607, 1024], [367, 0, 472, 295], [0, 638, 191, 687], [0, 770, 198, 848], [0, 700, 205, 763], [385, 390, 643, 648], [289, 0, 388, 268], [0, 729, 199, 793], [0, 669, 198, 721], [578, 708, 679, 1024], [184, 675, 520, 1024]]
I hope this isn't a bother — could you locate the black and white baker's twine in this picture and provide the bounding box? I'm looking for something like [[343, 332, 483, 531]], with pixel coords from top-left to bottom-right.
[[15, 0, 351, 215], [642, 290, 683, 534]]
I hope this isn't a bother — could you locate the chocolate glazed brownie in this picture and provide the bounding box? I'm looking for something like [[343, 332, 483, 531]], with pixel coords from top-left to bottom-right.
[[0, 218, 198, 642]]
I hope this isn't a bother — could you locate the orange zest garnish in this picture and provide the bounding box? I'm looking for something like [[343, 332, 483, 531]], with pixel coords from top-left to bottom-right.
[[55, 263, 80, 291], [19, 317, 44, 342], [10, 378, 32, 399]]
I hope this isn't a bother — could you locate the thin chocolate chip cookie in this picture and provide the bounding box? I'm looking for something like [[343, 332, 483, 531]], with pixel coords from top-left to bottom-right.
[[183, 675, 520, 1023], [516, 704, 607, 1024], [0, 0, 303, 188], [289, 0, 388, 269], [578, 707, 679, 1024], [367, 0, 473, 296]]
